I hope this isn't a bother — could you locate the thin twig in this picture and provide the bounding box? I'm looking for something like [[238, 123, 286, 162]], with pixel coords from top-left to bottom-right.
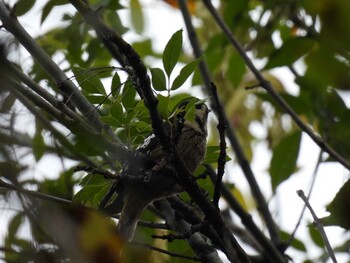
[[205, 165, 286, 263], [201, 0, 350, 171], [210, 83, 227, 208], [286, 150, 323, 249], [178, 0, 281, 247], [297, 190, 338, 263]]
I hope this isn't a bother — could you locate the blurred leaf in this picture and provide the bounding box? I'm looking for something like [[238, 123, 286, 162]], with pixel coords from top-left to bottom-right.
[[132, 39, 154, 58], [0, 93, 16, 113], [280, 230, 307, 252], [41, 0, 67, 24], [14, 0, 35, 16], [305, 48, 350, 90], [33, 123, 45, 161], [105, 9, 128, 35], [265, 37, 315, 69], [270, 131, 302, 190], [8, 213, 24, 240], [130, 0, 144, 34], [326, 111, 350, 160], [151, 68, 167, 91], [171, 58, 201, 90], [163, 29, 183, 77], [227, 52, 246, 86], [323, 179, 350, 229], [308, 225, 324, 248]]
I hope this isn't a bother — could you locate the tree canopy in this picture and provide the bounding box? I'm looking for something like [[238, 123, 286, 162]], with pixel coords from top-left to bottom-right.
[[0, 0, 350, 262]]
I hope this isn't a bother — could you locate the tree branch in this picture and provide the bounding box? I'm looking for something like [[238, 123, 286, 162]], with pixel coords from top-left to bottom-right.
[[69, 1, 250, 261], [154, 199, 222, 263], [201, 0, 350, 171], [0, 2, 120, 144], [210, 82, 227, 208], [178, 0, 281, 247], [206, 165, 286, 263], [297, 190, 338, 263]]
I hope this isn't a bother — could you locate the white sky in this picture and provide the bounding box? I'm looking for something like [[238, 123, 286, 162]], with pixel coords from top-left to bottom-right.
[[1, 0, 349, 262]]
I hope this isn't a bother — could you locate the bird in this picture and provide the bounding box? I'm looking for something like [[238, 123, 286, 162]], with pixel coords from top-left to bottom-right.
[[101, 99, 210, 241]]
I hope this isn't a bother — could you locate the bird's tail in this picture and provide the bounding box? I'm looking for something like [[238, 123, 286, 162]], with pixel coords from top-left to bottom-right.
[[117, 194, 148, 241]]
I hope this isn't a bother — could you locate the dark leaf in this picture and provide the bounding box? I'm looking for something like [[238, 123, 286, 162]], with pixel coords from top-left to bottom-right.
[[323, 178, 350, 229], [14, 0, 35, 16], [151, 68, 167, 91], [265, 37, 315, 69], [130, 0, 144, 34], [270, 131, 302, 190], [171, 58, 201, 90], [163, 29, 183, 77]]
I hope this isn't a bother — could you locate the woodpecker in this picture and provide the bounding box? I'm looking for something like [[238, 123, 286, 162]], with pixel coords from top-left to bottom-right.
[[103, 100, 210, 241]]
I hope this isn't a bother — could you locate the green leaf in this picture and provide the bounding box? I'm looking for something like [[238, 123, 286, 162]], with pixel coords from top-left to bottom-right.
[[157, 94, 170, 119], [163, 29, 183, 77], [308, 226, 324, 248], [171, 58, 201, 90], [203, 146, 231, 164], [8, 213, 24, 239], [130, 0, 144, 34], [100, 115, 122, 128], [280, 230, 306, 252], [0, 93, 16, 113], [72, 67, 106, 95], [73, 174, 110, 207], [33, 124, 45, 161], [110, 101, 124, 126], [111, 72, 122, 97], [41, 0, 67, 24], [322, 179, 350, 229], [121, 82, 136, 109], [151, 68, 167, 91], [85, 95, 109, 104], [265, 37, 315, 69], [14, 0, 35, 16], [227, 52, 246, 86], [270, 131, 302, 190]]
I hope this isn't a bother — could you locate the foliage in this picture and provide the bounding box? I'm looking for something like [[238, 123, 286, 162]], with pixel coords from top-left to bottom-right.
[[0, 0, 350, 262]]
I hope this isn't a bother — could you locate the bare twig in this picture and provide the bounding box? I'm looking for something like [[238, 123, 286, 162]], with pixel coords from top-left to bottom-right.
[[210, 83, 227, 208], [286, 150, 323, 249], [297, 190, 338, 263], [178, 0, 281, 247], [205, 165, 286, 263], [201, 0, 350, 171]]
